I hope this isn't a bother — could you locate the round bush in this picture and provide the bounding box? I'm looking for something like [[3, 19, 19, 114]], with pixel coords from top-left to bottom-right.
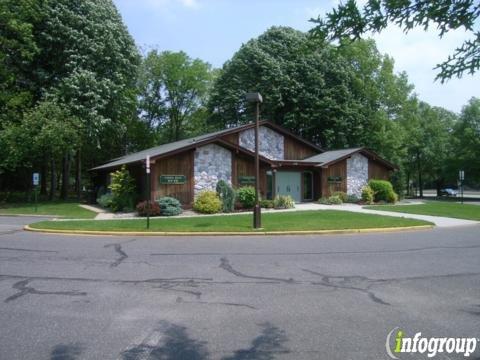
[[368, 179, 398, 203], [236, 186, 256, 209], [193, 191, 222, 214], [260, 199, 274, 208], [97, 193, 113, 209], [331, 191, 348, 203], [136, 201, 161, 217], [157, 196, 182, 216]]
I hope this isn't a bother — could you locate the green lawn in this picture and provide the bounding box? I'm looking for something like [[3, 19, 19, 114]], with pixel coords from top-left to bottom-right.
[[0, 201, 97, 219], [29, 210, 431, 232], [365, 201, 480, 221]]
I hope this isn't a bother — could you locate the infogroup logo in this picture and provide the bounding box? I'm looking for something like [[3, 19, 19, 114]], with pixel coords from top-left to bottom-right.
[[386, 327, 478, 358]]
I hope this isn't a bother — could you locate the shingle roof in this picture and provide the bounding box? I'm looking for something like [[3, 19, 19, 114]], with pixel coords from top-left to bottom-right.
[[91, 126, 246, 171], [302, 148, 363, 165]]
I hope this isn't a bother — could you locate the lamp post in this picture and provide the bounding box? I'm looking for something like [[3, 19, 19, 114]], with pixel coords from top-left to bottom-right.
[[146, 155, 150, 229], [245, 92, 263, 229]]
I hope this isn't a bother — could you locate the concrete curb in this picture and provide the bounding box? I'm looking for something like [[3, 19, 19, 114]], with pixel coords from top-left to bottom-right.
[[0, 213, 57, 218], [24, 224, 434, 237]]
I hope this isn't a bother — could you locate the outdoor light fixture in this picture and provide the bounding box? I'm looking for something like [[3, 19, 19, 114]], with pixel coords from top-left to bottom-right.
[[245, 92, 263, 229]]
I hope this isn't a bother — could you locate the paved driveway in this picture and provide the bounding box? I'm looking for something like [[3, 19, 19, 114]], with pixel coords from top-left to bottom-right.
[[0, 216, 479, 359]]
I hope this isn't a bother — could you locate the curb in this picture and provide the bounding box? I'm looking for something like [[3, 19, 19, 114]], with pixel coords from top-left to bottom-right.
[[0, 213, 57, 218], [24, 224, 434, 237]]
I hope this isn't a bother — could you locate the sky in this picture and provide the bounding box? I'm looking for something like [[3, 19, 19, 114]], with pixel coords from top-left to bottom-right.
[[113, 0, 479, 113]]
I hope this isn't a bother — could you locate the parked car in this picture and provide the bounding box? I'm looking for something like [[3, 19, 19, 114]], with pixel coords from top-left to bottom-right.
[[439, 188, 458, 197]]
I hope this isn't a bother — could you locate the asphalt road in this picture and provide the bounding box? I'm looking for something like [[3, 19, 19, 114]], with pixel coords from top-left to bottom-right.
[[0, 216, 479, 360]]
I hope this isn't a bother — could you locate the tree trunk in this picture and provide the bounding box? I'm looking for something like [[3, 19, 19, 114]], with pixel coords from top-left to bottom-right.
[[49, 159, 56, 200], [417, 150, 423, 198], [61, 153, 71, 200], [75, 148, 81, 201], [406, 171, 410, 197], [40, 161, 47, 196]]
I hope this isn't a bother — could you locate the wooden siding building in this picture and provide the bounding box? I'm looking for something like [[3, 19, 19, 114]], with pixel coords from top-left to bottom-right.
[[91, 121, 396, 206]]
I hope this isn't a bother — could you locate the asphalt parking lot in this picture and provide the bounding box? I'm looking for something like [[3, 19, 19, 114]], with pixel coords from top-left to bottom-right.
[[0, 216, 479, 359]]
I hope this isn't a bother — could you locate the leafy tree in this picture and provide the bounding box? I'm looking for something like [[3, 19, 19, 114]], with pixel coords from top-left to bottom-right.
[[0, 101, 79, 198], [138, 50, 215, 143], [0, 0, 41, 126], [400, 101, 456, 196], [209, 27, 414, 153], [451, 97, 480, 187], [310, 0, 480, 81]]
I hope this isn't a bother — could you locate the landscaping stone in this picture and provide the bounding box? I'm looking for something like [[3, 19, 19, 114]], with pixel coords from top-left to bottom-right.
[[194, 144, 232, 196], [347, 153, 368, 197], [239, 126, 284, 160]]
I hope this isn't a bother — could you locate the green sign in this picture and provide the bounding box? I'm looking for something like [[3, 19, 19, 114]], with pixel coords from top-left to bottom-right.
[[238, 176, 255, 185], [160, 175, 186, 185], [327, 176, 342, 183]]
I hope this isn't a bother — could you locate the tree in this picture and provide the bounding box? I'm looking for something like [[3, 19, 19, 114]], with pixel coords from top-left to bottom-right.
[[0, 101, 80, 199], [209, 27, 414, 152], [451, 97, 480, 187], [310, 0, 480, 82], [399, 101, 456, 197], [138, 50, 215, 143]]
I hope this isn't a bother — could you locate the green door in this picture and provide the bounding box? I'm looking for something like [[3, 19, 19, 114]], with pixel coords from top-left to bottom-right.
[[276, 171, 301, 203]]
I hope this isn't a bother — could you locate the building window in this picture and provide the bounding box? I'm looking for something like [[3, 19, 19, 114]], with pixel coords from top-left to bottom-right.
[[266, 171, 273, 200], [303, 171, 313, 200]]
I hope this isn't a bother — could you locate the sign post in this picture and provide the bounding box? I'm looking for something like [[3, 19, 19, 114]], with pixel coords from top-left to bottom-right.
[[459, 170, 464, 204], [32, 173, 40, 212], [146, 155, 151, 229]]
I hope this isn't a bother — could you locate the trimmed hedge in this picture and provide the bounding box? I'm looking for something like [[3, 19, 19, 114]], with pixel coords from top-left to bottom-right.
[[368, 179, 398, 203], [136, 201, 161, 217], [193, 191, 222, 214]]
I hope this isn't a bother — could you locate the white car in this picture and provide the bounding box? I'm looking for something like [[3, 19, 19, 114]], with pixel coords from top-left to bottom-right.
[[440, 188, 458, 197]]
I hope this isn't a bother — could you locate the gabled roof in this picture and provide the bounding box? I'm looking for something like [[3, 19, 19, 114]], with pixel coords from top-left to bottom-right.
[[302, 147, 397, 170], [91, 121, 322, 171]]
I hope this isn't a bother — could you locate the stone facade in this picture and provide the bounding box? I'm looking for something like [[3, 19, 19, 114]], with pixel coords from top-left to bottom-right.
[[346, 153, 368, 198], [193, 143, 232, 197], [239, 126, 284, 160]]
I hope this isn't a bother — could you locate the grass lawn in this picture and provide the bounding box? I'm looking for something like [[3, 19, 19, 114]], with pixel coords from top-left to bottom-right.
[[0, 201, 97, 219], [365, 201, 480, 221], [29, 210, 431, 232]]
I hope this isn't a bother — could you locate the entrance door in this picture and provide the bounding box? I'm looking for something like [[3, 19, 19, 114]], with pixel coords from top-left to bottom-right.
[[276, 171, 301, 203]]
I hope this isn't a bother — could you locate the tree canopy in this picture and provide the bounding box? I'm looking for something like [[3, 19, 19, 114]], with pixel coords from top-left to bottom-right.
[[310, 0, 480, 82]]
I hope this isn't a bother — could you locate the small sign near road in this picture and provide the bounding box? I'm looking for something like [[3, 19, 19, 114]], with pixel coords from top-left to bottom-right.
[[32, 173, 40, 186]]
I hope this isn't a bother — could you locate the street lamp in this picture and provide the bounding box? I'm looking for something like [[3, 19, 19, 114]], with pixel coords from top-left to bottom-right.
[[245, 92, 263, 229]]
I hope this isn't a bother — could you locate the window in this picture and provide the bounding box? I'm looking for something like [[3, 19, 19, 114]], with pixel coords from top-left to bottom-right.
[[303, 171, 313, 200]]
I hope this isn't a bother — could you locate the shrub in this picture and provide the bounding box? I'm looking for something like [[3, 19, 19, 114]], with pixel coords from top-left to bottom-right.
[[346, 194, 360, 203], [97, 193, 113, 209], [361, 185, 374, 204], [236, 186, 256, 209], [157, 196, 182, 216], [368, 179, 398, 203], [274, 195, 295, 209], [260, 199, 275, 208], [136, 201, 161, 217], [193, 191, 222, 214], [331, 191, 348, 203], [216, 180, 236, 213], [109, 165, 136, 212], [318, 195, 343, 205]]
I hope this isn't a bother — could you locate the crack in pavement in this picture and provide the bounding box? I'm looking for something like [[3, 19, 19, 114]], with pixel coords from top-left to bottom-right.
[[0, 246, 57, 253], [175, 296, 257, 310], [5, 279, 87, 303], [219, 257, 295, 284], [302, 269, 390, 306], [151, 244, 480, 257], [104, 239, 137, 268]]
